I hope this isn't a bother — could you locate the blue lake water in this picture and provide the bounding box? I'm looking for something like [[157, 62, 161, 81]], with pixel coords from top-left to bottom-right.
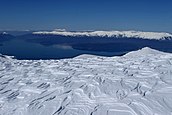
[[1, 34, 172, 60], [0, 39, 127, 60]]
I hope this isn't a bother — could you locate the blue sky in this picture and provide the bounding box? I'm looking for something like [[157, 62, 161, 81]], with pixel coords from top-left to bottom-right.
[[0, 0, 172, 32]]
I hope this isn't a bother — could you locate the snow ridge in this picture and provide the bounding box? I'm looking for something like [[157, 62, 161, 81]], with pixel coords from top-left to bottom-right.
[[33, 29, 172, 40], [1, 48, 172, 115]]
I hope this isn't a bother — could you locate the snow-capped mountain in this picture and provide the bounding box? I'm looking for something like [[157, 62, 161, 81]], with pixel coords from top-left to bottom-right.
[[0, 32, 15, 42], [0, 32, 9, 36], [33, 30, 172, 40], [1, 32, 8, 35], [0, 47, 172, 115]]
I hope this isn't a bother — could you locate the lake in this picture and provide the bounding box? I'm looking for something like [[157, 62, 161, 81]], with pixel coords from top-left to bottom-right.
[[0, 39, 127, 60], [1, 34, 172, 60]]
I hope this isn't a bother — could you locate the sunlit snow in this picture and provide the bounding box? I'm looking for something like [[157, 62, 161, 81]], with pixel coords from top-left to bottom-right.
[[0, 47, 172, 115], [33, 30, 172, 40]]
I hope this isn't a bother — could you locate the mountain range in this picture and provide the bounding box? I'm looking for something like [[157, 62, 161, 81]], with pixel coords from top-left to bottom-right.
[[1, 30, 172, 59]]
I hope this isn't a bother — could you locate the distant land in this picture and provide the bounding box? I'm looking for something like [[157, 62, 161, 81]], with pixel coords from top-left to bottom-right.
[[1, 29, 172, 59]]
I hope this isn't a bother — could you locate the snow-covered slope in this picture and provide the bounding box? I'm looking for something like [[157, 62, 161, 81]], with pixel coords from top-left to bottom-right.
[[1, 47, 172, 115], [33, 30, 172, 40]]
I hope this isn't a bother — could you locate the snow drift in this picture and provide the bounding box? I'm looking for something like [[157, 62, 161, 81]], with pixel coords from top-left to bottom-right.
[[0, 47, 172, 115]]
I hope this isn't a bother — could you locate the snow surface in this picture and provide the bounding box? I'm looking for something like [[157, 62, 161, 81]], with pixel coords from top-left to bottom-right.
[[33, 30, 172, 40], [0, 47, 172, 115]]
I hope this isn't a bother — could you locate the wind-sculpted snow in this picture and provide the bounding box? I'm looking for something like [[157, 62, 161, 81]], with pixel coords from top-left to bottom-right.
[[33, 30, 172, 40], [0, 47, 172, 115]]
